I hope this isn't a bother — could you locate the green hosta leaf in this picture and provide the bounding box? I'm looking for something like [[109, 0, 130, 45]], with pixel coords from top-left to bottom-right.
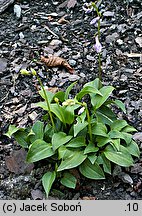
[[127, 140, 140, 158], [52, 132, 72, 151], [44, 124, 54, 141], [63, 106, 74, 124], [76, 86, 102, 100], [111, 138, 120, 151], [122, 125, 137, 133], [110, 120, 128, 131], [58, 146, 72, 160], [57, 151, 87, 171], [95, 111, 113, 125], [65, 81, 77, 100], [26, 139, 54, 163], [14, 130, 29, 148], [60, 172, 77, 189], [42, 171, 56, 198], [96, 136, 111, 147], [79, 159, 105, 179], [84, 142, 99, 154], [84, 78, 101, 89], [119, 132, 132, 145], [53, 91, 65, 102], [101, 153, 111, 174], [95, 105, 116, 125], [35, 101, 48, 110], [92, 122, 108, 137], [74, 121, 88, 137], [50, 104, 66, 124], [5, 125, 23, 138], [104, 145, 134, 167], [91, 86, 114, 109], [109, 131, 132, 145], [113, 99, 126, 113], [88, 153, 97, 164], [39, 89, 54, 103], [29, 121, 44, 143], [36, 103, 66, 124], [65, 136, 86, 148]]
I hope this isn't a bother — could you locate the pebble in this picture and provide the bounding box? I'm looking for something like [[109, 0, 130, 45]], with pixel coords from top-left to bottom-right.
[[118, 172, 133, 185], [50, 39, 62, 46], [68, 59, 77, 66], [80, 72, 86, 78], [135, 37, 142, 47], [125, 68, 134, 74], [49, 78, 56, 86], [69, 74, 80, 81], [105, 32, 119, 44], [0, 58, 7, 72], [29, 111, 38, 121], [117, 24, 127, 33], [19, 32, 24, 39], [117, 39, 123, 45], [133, 132, 142, 142], [14, 4, 22, 19], [103, 11, 114, 17], [120, 74, 127, 81], [86, 55, 95, 61]]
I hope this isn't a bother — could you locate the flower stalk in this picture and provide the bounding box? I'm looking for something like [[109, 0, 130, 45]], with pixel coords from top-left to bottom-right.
[[77, 101, 92, 142], [36, 75, 55, 130]]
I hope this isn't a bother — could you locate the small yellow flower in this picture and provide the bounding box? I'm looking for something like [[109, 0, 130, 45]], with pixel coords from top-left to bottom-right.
[[20, 69, 30, 76], [31, 68, 37, 76], [62, 99, 75, 106], [54, 97, 59, 103]]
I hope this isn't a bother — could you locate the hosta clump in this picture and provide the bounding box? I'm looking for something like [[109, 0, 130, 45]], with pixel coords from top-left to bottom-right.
[[6, 77, 140, 197]]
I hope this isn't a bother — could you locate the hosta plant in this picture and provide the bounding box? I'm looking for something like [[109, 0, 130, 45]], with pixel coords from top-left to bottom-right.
[[5, 70, 140, 197]]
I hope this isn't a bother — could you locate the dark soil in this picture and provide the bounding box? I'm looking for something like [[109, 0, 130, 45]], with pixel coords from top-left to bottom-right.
[[0, 0, 142, 200]]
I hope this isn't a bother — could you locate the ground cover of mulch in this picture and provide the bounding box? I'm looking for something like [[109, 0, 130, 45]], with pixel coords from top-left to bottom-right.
[[0, 0, 142, 200]]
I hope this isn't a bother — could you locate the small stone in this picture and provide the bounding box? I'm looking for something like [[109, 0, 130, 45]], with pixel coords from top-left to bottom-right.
[[125, 68, 134, 74], [119, 90, 128, 94], [80, 72, 86, 78], [120, 74, 127, 81], [131, 163, 142, 174], [50, 39, 62, 46], [118, 172, 133, 185], [135, 37, 142, 47], [106, 32, 119, 44], [86, 55, 95, 61], [117, 24, 127, 33], [133, 132, 142, 142], [69, 74, 80, 81], [29, 111, 38, 121], [68, 59, 76, 66], [117, 39, 123, 45], [0, 58, 7, 72], [31, 189, 44, 200], [14, 4, 22, 19], [19, 32, 24, 39], [49, 78, 56, 86], [103, 11, 114, 17]]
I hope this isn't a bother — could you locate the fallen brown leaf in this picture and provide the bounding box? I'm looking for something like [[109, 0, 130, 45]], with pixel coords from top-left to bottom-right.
[[41, 55, 74, 74], [58, 16, 70, 24]]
